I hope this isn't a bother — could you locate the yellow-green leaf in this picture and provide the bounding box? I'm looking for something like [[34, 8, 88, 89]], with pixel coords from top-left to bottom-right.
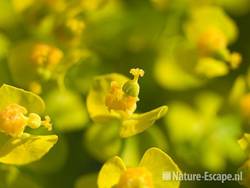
[[139, 147, 181, 188], [120, 106, 168, 138], [0, 133, 58, 165], [98, 156, 126, 188]]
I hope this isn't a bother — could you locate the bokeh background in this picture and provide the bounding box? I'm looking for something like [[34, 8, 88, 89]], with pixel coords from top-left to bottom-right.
[[0, 0, 250, 188]]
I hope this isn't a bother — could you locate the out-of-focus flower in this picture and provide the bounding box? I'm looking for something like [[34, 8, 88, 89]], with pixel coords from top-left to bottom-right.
[[166, 92, 244, 171], [9, 42, 64, 93], [184, 6, 242, 75], [98, 147, 181, 188]]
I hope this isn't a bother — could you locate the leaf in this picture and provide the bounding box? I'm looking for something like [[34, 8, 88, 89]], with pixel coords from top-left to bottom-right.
[[86, 73, 128, 123], [0, 133, 58, 165], [120, 106, 168, 138], [75, 173, 98, 188], [0, 84, 45, 114], [98, 156, 126, 188], [139, 147, 181, 188], [45, 89, 88, 132]]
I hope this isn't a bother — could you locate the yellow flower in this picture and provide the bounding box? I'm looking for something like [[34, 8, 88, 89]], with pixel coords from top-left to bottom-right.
[[98, 147, 181, 188], [197, 27, 227, 56], [87, 68, 167, 137], [0, 103, 52, 137], [105, 68, 144, 116], [31, 43, 63, 71]]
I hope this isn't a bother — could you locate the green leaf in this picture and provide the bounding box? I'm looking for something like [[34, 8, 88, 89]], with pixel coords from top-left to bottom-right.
[[75, 173, 98, 188], [139, 147, 181, 188], [0, 133, 58, 165], [45, 89, 88, 132], [87, 73, 128, 123], [98, 156, 126, 188], [0, 84, 45, 114], [120, 106, 168, 138]]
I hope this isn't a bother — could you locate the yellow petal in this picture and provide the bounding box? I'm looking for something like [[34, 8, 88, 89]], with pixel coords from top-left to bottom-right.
[[120, 106, 168, 138], [0, 134, 58, 165], [0, 84, 45, 114], [139, 147, 181, 188], [98, 156, 126, 188], [195, 57, 229, 78]]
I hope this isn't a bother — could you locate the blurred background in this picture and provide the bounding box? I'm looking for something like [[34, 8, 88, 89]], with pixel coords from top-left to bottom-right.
[[0, 0, 250, 187]]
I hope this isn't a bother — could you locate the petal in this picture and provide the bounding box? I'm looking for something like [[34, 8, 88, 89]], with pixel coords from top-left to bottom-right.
[[154, 56, 202, 90], [27, 135, 68, 173], [139, 147, 181, 188], [0, 84, 45, 114], [87, 73, 128, 123], [98, 156, 126, 188], [0, 134, 58, 165], [120, 106, 168, 138], [195, 57, 229, 78]]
